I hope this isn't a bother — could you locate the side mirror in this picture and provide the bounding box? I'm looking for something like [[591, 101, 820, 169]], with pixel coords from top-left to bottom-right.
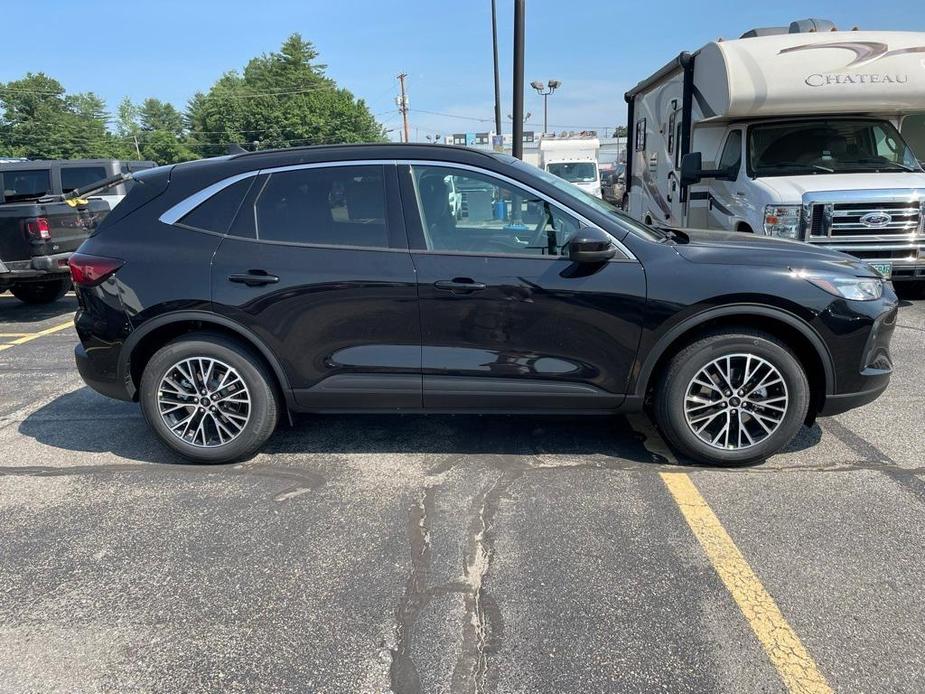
[[680, 152, 704, 187], [680, 151, 738, 186], [568, 228, 617, 263]]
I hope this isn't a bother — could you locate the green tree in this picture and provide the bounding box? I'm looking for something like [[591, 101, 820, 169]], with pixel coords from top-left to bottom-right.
[[189, 34, 385, 155], [140, 98, 184, 135], [0, 73, 121, 159], [140, 129, 197, 165]]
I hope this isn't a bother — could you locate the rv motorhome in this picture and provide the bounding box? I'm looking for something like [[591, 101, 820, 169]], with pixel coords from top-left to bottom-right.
[[538, 134, 602, 197], [624, 19, 925, 282]]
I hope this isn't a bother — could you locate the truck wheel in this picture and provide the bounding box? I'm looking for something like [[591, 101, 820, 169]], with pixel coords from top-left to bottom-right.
[[139, 332, 279, 464], [654, 330, 809, 465], [10, 278, 71, 304]]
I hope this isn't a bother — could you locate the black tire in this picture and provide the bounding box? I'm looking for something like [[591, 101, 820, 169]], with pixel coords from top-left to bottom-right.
[[654, 330, 809, 465], [139, 332, 279, 463], [10, 277, 71, 304]]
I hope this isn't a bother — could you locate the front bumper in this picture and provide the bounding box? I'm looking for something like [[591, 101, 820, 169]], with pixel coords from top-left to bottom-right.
[[807, 239, 925, 281], [817, 291, 897, 416]]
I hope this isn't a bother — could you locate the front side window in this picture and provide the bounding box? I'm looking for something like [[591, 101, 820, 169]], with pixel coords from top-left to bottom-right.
[[1, 170, 50, 202], [410, 165, 580, 257], [901, 113, 925, 162], [718, 130, 743, 173], [254, 165, 389, 248], [748, 119, 922, 177], [61, 166, 108, 192]]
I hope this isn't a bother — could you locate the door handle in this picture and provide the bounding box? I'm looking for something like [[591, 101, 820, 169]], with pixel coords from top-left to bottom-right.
[[434, 278, 487, 294], [228, 270, 280, 287]]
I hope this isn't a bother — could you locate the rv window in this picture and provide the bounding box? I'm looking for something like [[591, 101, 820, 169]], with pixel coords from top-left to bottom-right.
[[667, 111, 678, 155], [719, 131, 743, 173], [901, 114, 925, 162], [635, 119, 646, 151]]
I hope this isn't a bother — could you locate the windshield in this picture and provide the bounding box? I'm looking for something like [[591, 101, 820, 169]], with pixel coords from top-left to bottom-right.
[[748, 119, 922, 177], [546, 161, 598, 183], [505, 156, 666, 241]]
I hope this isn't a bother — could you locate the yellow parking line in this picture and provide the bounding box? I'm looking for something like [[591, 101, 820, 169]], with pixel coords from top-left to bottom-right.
[[660, 472, 832, 694], [0, 320, 73, 352], [0, 333, 31, 337]]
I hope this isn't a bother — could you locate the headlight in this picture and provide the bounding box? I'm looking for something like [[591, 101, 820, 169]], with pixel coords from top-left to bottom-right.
[[797, 271, 884, 301], [764, 205, 802, 239]]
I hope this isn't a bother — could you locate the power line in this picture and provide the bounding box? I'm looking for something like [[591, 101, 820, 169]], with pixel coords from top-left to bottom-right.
[[409, 108, 614, 132]]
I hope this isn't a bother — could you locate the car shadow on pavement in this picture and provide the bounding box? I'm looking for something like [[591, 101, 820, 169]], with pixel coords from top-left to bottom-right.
[[17, 386, 822, 471], [0, 295, 78, 324]]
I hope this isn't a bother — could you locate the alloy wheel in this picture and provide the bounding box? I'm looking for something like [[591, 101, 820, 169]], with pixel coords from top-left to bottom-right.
[[157, 357, 251, 448], [683, 353, 789, 451]]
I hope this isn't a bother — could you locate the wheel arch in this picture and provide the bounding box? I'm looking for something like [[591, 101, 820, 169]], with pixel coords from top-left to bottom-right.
[[119, 311, 294, 409], [634, 305, 835, 414]]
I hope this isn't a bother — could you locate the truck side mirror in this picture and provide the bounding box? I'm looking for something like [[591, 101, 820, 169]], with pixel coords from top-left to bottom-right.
[[680, 152, 704, 187]]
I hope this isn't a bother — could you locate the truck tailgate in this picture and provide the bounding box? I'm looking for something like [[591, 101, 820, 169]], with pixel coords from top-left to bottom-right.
[[0, 199, 109, 263]]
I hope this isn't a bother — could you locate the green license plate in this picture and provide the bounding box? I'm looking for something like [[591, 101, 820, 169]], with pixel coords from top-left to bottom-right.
[[870, 262, 892, 279]]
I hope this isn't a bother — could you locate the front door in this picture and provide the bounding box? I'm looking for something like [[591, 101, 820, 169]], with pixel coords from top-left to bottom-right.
[[398, 163, 646, 411], [210, 163, 422, 409]]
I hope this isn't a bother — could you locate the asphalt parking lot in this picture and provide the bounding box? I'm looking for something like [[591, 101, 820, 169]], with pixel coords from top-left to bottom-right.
[[1, 289, 924, 693]]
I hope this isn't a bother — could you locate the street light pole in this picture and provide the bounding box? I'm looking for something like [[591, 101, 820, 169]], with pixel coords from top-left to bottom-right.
[[530, 80, 561, 135], [491, 0, 502, 136], [512, 0, 525, 159]]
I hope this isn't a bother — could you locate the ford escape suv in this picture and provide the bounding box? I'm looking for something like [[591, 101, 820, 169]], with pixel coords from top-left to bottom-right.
[[69, 144, 897, 465]]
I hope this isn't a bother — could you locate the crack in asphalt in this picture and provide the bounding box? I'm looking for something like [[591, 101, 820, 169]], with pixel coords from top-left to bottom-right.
[[821, 418, 925, 504], [0, 462, 325, 500]]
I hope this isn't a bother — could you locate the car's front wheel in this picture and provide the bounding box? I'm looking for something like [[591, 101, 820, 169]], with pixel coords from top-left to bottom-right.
[[139, 333, 279, 463], [654, 330, 810, 465]]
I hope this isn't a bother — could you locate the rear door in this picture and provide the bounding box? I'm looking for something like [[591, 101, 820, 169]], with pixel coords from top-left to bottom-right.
[[398, 162, 646, 411], [209, 162, 422, 410]]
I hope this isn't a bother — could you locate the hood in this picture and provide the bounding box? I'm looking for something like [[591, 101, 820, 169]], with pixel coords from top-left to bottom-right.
[[673, 228, 880, 277], [757, 172, 925, 200]]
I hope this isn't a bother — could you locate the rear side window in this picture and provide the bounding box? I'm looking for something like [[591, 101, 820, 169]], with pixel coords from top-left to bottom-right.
[[179, 177, 255, 234], [253, 165, 389, 248], [61, 166, 108, 192], [1, 170, 50, 202]]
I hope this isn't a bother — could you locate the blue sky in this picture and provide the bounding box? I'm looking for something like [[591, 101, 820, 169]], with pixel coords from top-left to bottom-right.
[[1, 0, 921, 141]]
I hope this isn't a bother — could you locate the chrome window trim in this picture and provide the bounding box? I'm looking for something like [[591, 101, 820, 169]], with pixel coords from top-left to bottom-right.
[[158, 171, 258, 225], [157, 158, 637, 261]]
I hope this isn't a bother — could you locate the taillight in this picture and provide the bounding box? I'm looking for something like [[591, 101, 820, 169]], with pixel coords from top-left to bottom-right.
[[23, 217, 51, 240], [68, 253, 124, 287]]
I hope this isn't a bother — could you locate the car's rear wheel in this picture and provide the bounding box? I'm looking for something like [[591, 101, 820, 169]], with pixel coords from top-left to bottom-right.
[[654, 330, 809, 465], [139, 333, 279, 463], [10, 278, 71, 304]]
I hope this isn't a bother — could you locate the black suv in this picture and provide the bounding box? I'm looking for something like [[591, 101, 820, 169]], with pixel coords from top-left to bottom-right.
[[70, 144, 897, 465]]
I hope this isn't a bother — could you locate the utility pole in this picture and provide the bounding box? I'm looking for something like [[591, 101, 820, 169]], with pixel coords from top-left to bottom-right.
[[397, 73, 410, 143], [512, 0, 525, 159], [491, 0, 502, 136]]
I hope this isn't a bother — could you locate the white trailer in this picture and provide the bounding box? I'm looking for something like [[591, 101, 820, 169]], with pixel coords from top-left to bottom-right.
[[538, 134, 602, 197], [624, 19, 925, 282]]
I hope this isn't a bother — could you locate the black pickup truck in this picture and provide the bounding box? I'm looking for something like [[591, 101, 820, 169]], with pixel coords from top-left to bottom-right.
[[0, 196, 109, 304]]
